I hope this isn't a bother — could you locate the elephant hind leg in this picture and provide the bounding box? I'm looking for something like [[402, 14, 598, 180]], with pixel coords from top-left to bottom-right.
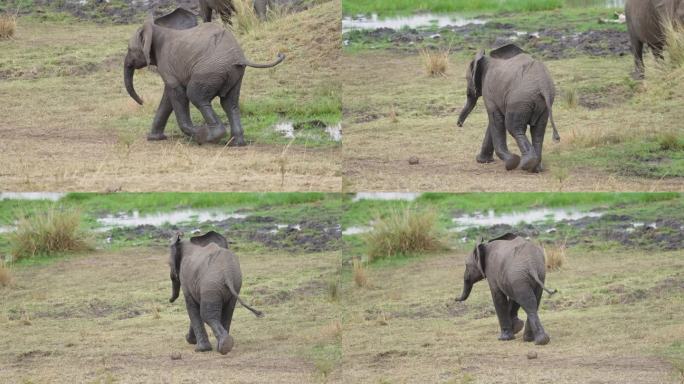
[[187, 82, 227, 144], [509, 301, 524, 334], [630, 36, 645, 79], [220, 76, 247, 147], [506, 110, 538, 172], [529, 110, 549, 173], [520, 286, 550, 345], [185, 296, 212, 352], [201, 300, 232, 354], [488, 111, 520, 170]]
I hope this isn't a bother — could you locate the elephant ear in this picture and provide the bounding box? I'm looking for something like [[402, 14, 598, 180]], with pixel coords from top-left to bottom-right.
[[488, 232, 519, 242], [475, 240, 487, 278], [469, 50, 486, 97], [489, 44, 526, 60], [190, 230, 229, 249], [140, 16, 155, 66], [170, 232, 183, 278], [154, 7, 199, 30]]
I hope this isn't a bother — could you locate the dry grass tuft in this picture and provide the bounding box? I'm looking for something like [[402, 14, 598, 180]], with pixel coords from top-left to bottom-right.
[[327, 277, 339, 301], [658, 132, 684, 151], [9, 208, 91, 261], [0, 14, 16, 39], [0, 262, 13, 287], [231, 0, 261, 34], [364, 206, 444, 262], [388, 105, 399, 123], [420, 48, 449, 77], [544, 238, 567, 271], [563, 87, 578, 109], [662, 20, 684, 70], [352, 258, 368, 287]]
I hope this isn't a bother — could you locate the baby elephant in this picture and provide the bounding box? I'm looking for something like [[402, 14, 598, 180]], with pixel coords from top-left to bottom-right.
[[456, 233, 556, 345], [457, 44, 560, 173], [168, 231, 263, 354], [124, 8, 285, 145]]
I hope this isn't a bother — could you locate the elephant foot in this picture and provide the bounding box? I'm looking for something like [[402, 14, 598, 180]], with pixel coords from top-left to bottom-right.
[[476, 153, 495, 164], [206, 126, 227, 144], [195, 341, 212, 352], [498, 330, 515, 341], [217, 334, 234, 355], [532, 163, 544, 173], [513, 318, 524, 335], [186, 332, 197, 345], [228, 136, 247, 147], [534, 333, 550, 346], [147, 132, 168, 141], [520, 154, 540, 172], [523, 323, 534, 342], [504, 155, 521, 171], [193, 126, 210, 145]]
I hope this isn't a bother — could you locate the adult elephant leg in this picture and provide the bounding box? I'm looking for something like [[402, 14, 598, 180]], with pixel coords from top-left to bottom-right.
[[168, 86, 206, 142], [220, 76, 247, 147], [201, 299, 233, 355], [506, 109, 538, 172], [199, 1, 213, 22], [476, 121, 495, 164], [630, 35, 645, 79], [187, 82, 227, 144], [491, 288, 514, 341], [185, 295, 212, 351], [529, 110, 549, 173], [509, 300, 524, 335], [489, 110, 520, 170], [148, 86, 173, 141]]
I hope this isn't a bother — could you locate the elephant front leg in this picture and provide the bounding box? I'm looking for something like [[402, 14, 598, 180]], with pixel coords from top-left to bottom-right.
[[185, 295, 212, 352], [490, 289, 515, 341], [147, 87, 173, 141], [201, 300, 233, 355], [488, 111, 520, 171], [476, 122, 495, 164], [168, 86, 209, 144], [506, 111, 539, 172], [221, 80, 247, 147]]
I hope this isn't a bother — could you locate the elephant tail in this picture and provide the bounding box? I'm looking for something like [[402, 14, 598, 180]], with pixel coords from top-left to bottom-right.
[[242, 53, 286, 68], [225, 280, 265, 318], [540, 89, 560, 143], [530, 268, 557, 297]]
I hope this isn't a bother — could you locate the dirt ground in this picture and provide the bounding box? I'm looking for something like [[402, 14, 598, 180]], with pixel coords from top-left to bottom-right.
[[341, 51, 684, 192], [0, 247, 341, 383], [339, 248, 684, 383], [0, 2, 341, 192]]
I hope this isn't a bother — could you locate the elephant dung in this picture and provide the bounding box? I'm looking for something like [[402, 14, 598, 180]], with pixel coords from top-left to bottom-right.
[[526, 351, 538, 360], [408, 156, 420, 165], [170, 352, 182, 360]]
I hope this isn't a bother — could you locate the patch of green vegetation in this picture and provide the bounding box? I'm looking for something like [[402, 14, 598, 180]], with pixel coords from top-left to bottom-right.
[[343, 0, 565, 15]]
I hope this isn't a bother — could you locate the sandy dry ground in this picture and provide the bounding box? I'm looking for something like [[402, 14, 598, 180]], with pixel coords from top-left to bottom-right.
[[342, 52, 684, 192], [338, 248, 684, 383], [0, 248, 341, 383], [0, 2, 341, 192]]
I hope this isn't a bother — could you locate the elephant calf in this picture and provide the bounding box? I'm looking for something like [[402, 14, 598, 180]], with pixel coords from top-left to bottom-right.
[[168, 231, 263, 354], [124, 8, 285, 145], [456, 233, 556, 345], [457, 44, 560, 173]]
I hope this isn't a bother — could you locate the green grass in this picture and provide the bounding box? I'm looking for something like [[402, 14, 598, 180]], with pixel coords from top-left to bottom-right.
[[8, 207, 91, 262], [343, 0, 565, 15]]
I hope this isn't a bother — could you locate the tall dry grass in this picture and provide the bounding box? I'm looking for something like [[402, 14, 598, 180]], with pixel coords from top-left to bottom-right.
[[231, 0, 261, 35], [352, 257, 368, 287], [9, 208, 91, 261], [0, 261, 12, 287], [544, 238, 567, 271], [364, 206, 444, 261], [420, 48, 449, 77], [0, 13, 16, 39]]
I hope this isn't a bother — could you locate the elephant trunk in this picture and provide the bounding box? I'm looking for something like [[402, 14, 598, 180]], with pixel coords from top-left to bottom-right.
[[456, 279, 473, 301], [124, 63, 144, 106], [169, 275, 180, 303], [457, 96, 477, 127]]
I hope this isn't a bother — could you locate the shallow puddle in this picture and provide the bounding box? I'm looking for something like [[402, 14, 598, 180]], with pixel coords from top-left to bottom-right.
[[343, 13, 486, 31], [342, 226, 371, 236], [97, 209, 248, 229], [352, 192, 421, 202], [0, 193, 65, 201], [451, 208, 603, 231], [273, 121, 342, 141]]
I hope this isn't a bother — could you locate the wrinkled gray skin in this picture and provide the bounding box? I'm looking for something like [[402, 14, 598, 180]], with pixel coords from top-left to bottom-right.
[[169, 231, 263, 354], [198, 0, 236, 24], [625, 0, 684, 79], [457, 44, 560, 173], [124, 8, 285, 145], [456, 233, 557, 345]]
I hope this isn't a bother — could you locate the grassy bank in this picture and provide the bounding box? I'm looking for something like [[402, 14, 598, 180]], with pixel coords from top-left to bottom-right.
[[341, 0, 620, 15]]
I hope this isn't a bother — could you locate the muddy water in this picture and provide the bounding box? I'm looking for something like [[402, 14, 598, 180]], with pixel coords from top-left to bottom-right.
[[97, 209, 248, 229], [352, 192, 421, 202], [0, 193, 65, 201], [565, 0, 625, 7], [451, 208, 603, 231], [343, 14, 486, 32]]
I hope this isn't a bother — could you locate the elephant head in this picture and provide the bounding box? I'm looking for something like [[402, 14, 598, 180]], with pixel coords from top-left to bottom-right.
[[124, 8, 199, 105], [456, 237, 487, 301], [168, 230, 229, 303]]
